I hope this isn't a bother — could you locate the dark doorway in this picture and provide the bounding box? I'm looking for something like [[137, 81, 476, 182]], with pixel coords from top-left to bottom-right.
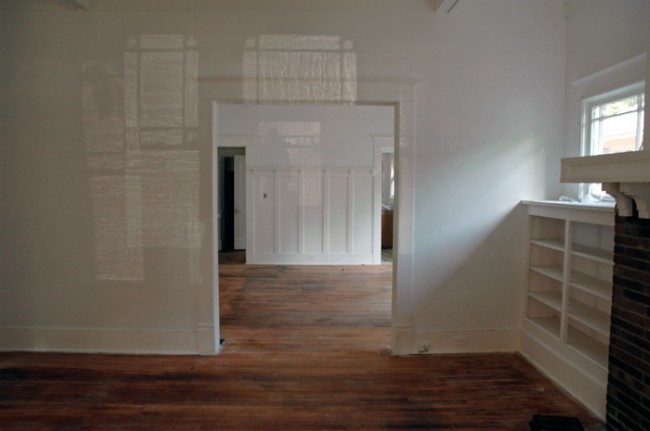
[[218, 147, 246, 253], [222, 157, 235, 251]]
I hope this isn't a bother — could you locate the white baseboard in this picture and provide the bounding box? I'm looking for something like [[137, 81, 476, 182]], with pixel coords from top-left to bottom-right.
[[0, 326, 218, 355], [411, 329, 520, 355], [250, 252, 375, 265], [391, 324, 413, 355], [196, 324, 220, 355]]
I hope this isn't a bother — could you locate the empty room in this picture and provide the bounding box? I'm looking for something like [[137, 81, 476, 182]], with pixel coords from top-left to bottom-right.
[[1, 1, 649, 430]]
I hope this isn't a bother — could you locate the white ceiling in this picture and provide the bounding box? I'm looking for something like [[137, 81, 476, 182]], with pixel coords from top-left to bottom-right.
[[2, 0, 586, 18], [0, 0, 461, 13]]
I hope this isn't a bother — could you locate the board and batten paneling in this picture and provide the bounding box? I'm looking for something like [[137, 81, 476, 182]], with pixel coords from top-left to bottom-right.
[[302, 175, 324, 254], [277, 175, 299, 254], [249, 167, 377, 264]]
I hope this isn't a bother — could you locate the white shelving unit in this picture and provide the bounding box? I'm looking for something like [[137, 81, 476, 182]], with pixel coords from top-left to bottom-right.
[[521, 200, 614, 420]]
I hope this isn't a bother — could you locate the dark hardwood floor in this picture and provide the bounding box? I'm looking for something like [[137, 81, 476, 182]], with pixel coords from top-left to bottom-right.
[[0, 259, 601, 430]]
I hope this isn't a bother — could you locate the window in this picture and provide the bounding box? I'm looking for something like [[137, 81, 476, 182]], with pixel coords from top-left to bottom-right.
[[581, 82, 645, 199]]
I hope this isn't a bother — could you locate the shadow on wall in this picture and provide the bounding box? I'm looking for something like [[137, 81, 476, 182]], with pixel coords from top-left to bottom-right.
[[2, 23, 92, 327], [414, 203, 528, 330], [412, 134, 546, 334]]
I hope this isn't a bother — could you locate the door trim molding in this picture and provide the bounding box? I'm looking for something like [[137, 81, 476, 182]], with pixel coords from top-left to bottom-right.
[[204, 77, 417, 354]]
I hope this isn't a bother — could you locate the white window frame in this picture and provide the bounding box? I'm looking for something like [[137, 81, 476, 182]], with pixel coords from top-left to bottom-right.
[[579, 81, 645, 199]]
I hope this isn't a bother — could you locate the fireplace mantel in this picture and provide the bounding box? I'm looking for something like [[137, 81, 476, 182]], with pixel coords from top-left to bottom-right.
[[561, 151, 650, 219]]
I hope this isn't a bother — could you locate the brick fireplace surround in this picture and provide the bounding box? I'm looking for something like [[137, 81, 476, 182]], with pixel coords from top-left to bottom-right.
[[560, 151, 650, 430], [607, 212, 650, 430]]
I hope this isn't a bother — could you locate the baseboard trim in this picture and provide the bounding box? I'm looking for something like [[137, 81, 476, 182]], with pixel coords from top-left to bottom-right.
[[196, 324, 220, 355], [391, 324, 413, 355], [412, 329, 520, 355], [250, 252, 375, 265], [0, 326, 214, 355]]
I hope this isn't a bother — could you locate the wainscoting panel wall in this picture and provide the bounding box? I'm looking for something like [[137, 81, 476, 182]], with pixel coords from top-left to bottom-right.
[[302, 175, 324, 255], [353, 176, 374, 256], [278, 175, 299, 254], [252, 175, 274, 254], [249, 167, 377, 264], [327, 173, 349, 255]]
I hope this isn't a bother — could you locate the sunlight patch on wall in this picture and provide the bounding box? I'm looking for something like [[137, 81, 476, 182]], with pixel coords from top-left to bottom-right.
[[89, 175, 144, 281], [82, 34, 201, 282], [243, 34, 357, 102], [259, 121, 322, 167]]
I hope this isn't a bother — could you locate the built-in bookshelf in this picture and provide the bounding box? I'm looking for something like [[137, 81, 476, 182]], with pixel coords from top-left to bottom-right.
[[521, 200, 614, 420]]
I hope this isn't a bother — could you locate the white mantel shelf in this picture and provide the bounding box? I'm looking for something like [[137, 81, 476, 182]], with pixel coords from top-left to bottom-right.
[[561, 151, 650, 219]]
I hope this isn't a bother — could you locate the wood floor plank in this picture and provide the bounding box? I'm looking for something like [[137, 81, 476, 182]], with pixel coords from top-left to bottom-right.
[[0, 259, 602, 430]]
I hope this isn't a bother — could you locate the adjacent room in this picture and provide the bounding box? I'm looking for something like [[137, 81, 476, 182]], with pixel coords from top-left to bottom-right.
[[1, 1, 649, 430]]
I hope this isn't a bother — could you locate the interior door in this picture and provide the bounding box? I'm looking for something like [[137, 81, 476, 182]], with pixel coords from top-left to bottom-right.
[[233, 155, 246, 250]]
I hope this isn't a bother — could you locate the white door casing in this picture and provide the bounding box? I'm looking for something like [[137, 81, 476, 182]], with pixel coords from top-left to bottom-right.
[[204, 77, 417, 355]]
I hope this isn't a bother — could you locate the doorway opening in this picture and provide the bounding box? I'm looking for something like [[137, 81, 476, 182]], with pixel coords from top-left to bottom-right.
[[214, 102, 398, 352], [381, 150, 395, 264], [217, 147, 246, 253]]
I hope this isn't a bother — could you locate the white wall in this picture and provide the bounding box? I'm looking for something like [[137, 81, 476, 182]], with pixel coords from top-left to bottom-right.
[[562, 0, 650, 197], [217, 104, 393, 264], [218, 105, 391, 167], [408, 0, 566, 352], [0, 0, 566, 354]]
